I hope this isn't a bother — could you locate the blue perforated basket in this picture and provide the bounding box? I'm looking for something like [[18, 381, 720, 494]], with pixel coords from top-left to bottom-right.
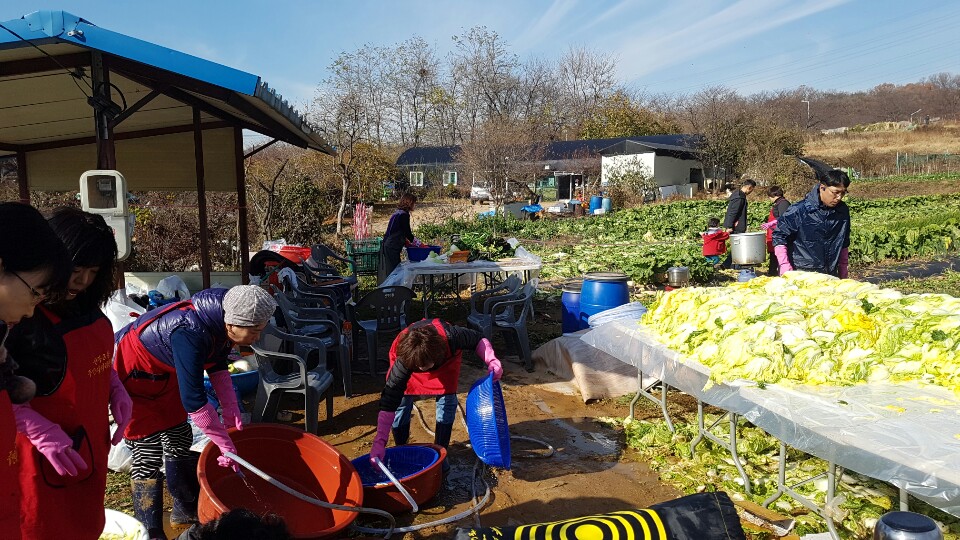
[[351, 445, 439, 487], [465, 374, 511, 469]]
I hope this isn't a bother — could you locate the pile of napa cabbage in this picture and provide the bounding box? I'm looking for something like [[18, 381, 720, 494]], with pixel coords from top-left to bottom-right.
[[642, 272, 960, 390]]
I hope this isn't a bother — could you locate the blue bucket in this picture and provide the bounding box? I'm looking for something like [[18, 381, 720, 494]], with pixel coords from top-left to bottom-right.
[[560, 281, 582, 334], [601, 197, 612, 212], [579, 272, 629, 330], [589, 196, 603, 214], [351, 445, 439, 486], [466, 374, 510, 469]]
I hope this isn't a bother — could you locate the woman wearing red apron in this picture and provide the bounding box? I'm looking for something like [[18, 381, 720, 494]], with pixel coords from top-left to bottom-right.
[[761, 186, 791, 276], [0, 202, 73, 540], [370, 319, 503, 471], [114, 284, 276, 540], [7, 208, 132, 539]]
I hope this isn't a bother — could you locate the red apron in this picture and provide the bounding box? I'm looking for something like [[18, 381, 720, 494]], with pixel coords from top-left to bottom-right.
[[0, 391, 20, 540], [765, 206, 777, 253], [16, 306, 113, 538], [115, 301, 218, 440], [388, 319, 461, 395]]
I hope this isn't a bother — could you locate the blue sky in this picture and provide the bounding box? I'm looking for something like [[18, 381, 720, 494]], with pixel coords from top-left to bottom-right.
[[4, 1, 960, 109]]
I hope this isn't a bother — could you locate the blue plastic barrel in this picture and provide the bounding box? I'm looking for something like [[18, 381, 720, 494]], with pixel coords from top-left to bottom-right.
[[579, 272, 630, 329], [589, 196, 603, 214], [601, 197, 612, 212], [560, 281, 583, 334]]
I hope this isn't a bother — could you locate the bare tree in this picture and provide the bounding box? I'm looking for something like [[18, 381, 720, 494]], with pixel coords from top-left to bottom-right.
[[454, 119, 546, 209], [558, 46, 618, 134]]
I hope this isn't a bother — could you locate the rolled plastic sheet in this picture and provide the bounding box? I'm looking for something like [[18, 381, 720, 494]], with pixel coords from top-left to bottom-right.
[[582, 319, 960, 517]]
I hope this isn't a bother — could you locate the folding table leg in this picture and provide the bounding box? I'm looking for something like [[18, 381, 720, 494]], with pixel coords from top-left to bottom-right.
[[763, 442, 841, 540], [690, 400, 751, 494]]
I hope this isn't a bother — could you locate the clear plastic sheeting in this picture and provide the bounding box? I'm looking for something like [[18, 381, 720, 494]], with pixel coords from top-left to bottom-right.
[[582, 319, 960, 517], [380, 254, 541, 288]]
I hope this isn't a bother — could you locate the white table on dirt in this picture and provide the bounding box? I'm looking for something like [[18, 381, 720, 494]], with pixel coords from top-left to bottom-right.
[[583, 320, 960, 539], [380, 257, 542, 318]]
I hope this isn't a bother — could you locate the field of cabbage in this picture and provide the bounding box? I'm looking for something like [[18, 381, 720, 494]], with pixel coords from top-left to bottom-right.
[[417, 194, 960, 285]]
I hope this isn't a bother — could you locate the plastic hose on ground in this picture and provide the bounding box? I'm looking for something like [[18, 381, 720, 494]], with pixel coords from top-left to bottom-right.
[[413, 401, 556, 458], [222, 452, 397, 539]]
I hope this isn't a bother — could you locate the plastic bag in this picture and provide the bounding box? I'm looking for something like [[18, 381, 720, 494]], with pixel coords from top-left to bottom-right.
[[105, 290, 146, 333], [107, 423, 132, 473], [156, 275, 190, 301]]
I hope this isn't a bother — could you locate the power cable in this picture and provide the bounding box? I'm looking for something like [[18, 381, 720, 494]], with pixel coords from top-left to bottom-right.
[[0, 21, 94, 96]]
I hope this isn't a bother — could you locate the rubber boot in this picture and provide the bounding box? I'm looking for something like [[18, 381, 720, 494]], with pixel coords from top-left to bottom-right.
[[434, 422, 453, 476], [131, 478, 166, 540], [165, 453, 200, 527], [392, 422, 410, 446]]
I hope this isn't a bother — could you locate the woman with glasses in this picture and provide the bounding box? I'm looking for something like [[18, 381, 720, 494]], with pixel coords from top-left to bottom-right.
[[0, 202, 72, 540], [772, 170, 852, 278], [6, 207, 133, 540]]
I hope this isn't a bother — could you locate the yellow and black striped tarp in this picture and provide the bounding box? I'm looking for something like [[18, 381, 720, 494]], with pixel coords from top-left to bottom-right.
[[454, 492, 745, 540]]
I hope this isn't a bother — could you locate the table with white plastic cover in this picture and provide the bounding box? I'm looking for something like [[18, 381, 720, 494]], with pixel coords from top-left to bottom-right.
[[583, 319, 960, 536], [380, 252, 541, 317]]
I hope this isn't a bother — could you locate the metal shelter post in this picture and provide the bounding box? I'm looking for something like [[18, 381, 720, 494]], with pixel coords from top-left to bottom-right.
[[193, 107, 211, 289], [233, 127, 250, 284], [90, 52, 117, 170]]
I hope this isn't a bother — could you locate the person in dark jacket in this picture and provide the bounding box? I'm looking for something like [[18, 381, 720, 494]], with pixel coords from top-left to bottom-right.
[[114, 285, 277, 540], [772, 170, 852, 278], [721, 179, 756, 268], [378, 193, 419, 284], [761, 186, 791, 276], [7, 208, 133, 540], [370, 319, 502, 469]]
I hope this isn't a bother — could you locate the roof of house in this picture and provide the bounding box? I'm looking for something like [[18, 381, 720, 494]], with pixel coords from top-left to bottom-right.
[[395, 134, 702, 166], [0, 10, 331, 155]]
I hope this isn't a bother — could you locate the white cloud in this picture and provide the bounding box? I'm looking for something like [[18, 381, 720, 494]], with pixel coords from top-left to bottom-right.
[[512, 0, 580, 50]]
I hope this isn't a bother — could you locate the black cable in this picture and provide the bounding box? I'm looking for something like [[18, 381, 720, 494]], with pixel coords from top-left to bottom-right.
[[0, 21, 94, 97]]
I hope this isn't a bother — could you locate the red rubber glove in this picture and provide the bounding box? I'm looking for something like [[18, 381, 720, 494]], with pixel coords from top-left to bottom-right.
[[109, 368, 133, 445], [190, 402, 239, 471], [209, 370, 242, 431], [475, 338, 502, 381], [370, 410, 395, 465], [14, 404, 88, 476], [838, 247, 849, 279], [774, 244, 793, 275]]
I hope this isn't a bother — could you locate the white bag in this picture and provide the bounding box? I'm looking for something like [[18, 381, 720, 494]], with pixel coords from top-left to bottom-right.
[[107, 424, 132, 473], [156, 275, 190, 301], [105, 290, 146, 333]]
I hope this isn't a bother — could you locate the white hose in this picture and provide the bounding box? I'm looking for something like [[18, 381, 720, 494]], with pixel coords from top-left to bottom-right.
[[222, 452, 397, 538], [374, 457, 419, 513]]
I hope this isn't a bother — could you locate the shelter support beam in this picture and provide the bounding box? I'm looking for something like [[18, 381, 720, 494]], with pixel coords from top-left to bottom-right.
[[16, 150, 29, 204], [244, 138, 279, 160], [90, 52, 117, 169], [233, 127, 250, 284], [193, 108, 211, 289], [109, 88, 165, 129]]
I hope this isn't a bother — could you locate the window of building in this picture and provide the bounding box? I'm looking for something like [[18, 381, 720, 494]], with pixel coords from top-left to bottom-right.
[[409, 171, 424, 186], [444, 171, 458, 186]]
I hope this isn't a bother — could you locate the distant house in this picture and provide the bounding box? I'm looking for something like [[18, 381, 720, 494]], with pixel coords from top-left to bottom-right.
[[598, 137, 705, 198], [394, 134, 703, 201]]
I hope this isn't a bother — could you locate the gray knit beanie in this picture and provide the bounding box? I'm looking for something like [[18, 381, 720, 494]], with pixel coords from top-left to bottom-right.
[[223, 285, 277, 326]]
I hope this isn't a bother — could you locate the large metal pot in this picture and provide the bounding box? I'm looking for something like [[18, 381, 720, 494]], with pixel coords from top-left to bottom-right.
[[666, 266, 690, 287], [730, 232, 767, 266], [873, 511, 943, 540]]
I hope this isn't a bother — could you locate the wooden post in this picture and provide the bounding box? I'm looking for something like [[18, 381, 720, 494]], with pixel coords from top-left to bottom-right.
[[233, 127, 250, 284], [193, 108, 211, 289]]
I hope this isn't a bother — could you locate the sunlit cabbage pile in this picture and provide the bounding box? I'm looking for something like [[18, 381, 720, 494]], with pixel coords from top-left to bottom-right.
[[642, 271, 960, 390]]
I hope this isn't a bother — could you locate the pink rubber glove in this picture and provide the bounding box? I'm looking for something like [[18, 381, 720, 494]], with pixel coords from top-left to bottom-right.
[[760, 220, 777, 231], [774, 244, 793, 275], [838, 247, 849, 279], [190, 402, 239, 471], [209, 370, 242, 431], [475, 338, 502, 381], [13, 404, 88, 476], [370, 410, 395, 465], [109, 369, 133, 445]]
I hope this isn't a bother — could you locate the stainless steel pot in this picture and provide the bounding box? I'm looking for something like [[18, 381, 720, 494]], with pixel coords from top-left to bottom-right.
[[730, 232, 767, 266], [873, 511, 943, 540], [666, 266, 690, 287]]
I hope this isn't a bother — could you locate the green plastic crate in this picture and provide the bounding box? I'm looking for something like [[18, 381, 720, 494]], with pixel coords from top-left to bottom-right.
[[345, 237, 382, 275]]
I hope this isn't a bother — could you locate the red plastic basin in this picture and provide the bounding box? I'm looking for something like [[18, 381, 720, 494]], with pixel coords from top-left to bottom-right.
[[351, 444, 446, 514], [197, 424, 363, 539]]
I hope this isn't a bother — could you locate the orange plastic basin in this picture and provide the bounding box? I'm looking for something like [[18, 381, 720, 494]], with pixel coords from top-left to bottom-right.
[[197, 424, 363, 539]]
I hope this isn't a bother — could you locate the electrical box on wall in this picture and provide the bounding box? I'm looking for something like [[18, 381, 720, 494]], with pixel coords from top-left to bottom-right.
[[79, 170, 132, 261]]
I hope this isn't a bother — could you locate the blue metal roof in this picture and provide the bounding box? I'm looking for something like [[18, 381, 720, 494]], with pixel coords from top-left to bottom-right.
[[0, 11, 258, 94], [395, 135, 702, 166]]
